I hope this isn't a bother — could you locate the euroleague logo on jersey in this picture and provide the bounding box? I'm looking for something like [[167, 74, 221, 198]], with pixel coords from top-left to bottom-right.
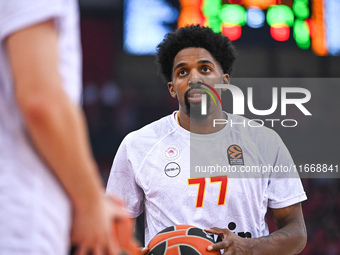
[[227, 145, 244, 165]]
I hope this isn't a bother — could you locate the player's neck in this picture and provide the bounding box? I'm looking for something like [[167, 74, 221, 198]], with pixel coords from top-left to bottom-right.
[[176, 109, 227, 134]]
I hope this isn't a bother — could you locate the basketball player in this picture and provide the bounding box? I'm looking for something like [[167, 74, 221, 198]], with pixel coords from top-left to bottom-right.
[[0, 1, 137, 254], [107, 25, 307, 254]]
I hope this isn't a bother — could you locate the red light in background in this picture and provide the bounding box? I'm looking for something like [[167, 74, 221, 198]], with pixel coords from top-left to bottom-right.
[[222, 24, 242, 41], [270, 24, 290, 41], [305, 19, 316, 38], [228, 0, 243, 4]]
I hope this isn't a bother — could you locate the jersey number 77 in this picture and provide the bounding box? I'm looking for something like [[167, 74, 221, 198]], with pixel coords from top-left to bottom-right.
[[188, 176, 228, 208]]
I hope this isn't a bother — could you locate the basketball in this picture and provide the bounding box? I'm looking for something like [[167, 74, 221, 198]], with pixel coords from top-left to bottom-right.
[[147, 225, 220, 255]]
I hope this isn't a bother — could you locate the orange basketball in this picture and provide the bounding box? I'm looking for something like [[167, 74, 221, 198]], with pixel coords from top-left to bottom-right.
[[147, 225, 220, 255]]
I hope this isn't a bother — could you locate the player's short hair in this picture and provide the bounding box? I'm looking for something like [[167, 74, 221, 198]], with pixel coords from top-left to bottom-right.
[[156, 25, 236, 82]]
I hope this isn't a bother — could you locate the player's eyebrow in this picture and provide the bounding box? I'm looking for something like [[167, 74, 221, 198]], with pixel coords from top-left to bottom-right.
[[173, 62, 187, 72], [197, 60, 215, 66], [173, 60, 215, 72]]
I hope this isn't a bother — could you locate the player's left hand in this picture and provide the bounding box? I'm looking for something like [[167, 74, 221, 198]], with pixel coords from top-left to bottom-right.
[[205, 227, 254, 255]]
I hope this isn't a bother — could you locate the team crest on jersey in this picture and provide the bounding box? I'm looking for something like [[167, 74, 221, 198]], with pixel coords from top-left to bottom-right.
[[164, 146, 179, 160], [164, 162, 181, 177], [227, 145, 244, 165]]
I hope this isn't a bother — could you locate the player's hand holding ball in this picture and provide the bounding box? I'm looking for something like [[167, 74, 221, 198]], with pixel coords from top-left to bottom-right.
[[205, 227, 254, 255]]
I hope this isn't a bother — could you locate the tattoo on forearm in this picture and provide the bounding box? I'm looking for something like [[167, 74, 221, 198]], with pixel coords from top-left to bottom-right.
[[263, 230, 292, 243], [276, 231, 290, 238]]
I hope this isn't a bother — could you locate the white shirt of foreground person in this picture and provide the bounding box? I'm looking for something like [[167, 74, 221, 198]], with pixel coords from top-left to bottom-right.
[[0, 0, 81, 254]]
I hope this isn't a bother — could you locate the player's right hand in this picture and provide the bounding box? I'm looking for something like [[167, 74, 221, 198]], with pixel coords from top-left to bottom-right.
[[70, 193, 133, 255]]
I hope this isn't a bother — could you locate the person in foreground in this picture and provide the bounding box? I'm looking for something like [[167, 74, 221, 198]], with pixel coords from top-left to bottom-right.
[[107, 25, 307, 255], [0, 1, 138, 254]]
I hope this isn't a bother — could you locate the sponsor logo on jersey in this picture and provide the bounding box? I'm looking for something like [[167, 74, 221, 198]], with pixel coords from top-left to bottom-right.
[[164, 146, 179, 160], [164, 162, 181, 177], [227, 145, 244, 165], [209, 221, 252, 242]]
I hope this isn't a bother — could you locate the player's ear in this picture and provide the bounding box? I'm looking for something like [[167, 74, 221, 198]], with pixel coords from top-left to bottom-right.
[[168, 81, 177, 98], [222, 74, 230, 91]]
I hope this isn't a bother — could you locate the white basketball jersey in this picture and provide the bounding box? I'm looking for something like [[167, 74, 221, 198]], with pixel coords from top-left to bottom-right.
[[107, 112, 307, 246], [0, 0, 81, 254]]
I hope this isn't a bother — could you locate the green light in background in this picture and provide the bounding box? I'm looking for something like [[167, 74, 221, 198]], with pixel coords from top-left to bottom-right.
[[220, 4, 246, 26], [293, 1, 309, 19], [202, 0, 221, 17], [206, 17, 221, 33], [295, 0, 309, 3], [267, 5, 294, 27], [294, 19, 310, 49], [296, 38, 310, 49], [202, 0, 221, 32]]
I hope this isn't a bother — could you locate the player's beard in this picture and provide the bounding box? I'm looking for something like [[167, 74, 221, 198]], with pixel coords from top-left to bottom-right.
[[184, 86, 211, 122]]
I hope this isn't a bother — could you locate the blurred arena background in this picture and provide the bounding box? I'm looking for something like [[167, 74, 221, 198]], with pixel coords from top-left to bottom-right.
[[78, 0, 340, 254]]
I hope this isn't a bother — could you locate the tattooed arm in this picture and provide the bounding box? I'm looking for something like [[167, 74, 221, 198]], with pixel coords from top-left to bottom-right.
[[206, 203, 307, 255], [258, 203, 307, 254]]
